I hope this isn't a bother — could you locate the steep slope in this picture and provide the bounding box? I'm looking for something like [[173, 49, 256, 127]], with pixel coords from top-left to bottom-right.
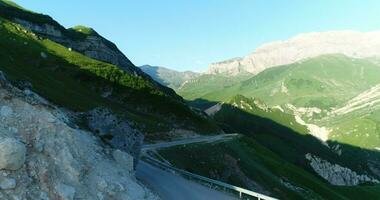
[[158, 95, 380, 199], [201, 55, 380, 149], [0, 0, 138, 74], [207, 30, 380, 76], [177, 71, 253, 100], [0, 72, 158, 200], [159, 137, 380, 200], [140, 65, 200, 89], [0, 15, 219, 140], [204, 55, 380, 107]]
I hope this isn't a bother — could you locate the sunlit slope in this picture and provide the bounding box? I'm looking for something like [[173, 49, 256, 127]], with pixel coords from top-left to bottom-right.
[[203, 55, 380, 108], [0, 18, 218, 135]]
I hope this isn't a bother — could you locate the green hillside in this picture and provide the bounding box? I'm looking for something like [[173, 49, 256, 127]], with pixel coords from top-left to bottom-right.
[[177, 71, 253, 100], [158, 95, 380, 199], [159, 137, 380, 200], [0, 17, 219, 138], [200, 55, 380, 107], [140, 65, 200, 89], [179, 55, 380, 149]]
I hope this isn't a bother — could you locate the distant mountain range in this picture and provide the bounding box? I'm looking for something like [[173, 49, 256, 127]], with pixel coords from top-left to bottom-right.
[[206, 30, 380, 75], [139, 65, 200, 89], [146, 31, 380, 199]]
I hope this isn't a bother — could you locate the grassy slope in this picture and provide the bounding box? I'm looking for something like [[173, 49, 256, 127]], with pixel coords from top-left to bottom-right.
[[159, 137, 380, 200], [200, 55, 380, 107], [0, 18, 218, 138], [177, 72, 253, 100], [159, 94, 380, 199], [184, 55, 380, 149]]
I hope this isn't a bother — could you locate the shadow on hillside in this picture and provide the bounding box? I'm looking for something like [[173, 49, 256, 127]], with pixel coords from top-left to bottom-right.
[[186, 98, 219, 110], [188, 98, 380, 181], [0, 25, 219, 135]]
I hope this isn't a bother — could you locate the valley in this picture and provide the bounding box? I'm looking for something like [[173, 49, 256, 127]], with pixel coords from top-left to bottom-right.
[[1, 0, 379, 199]]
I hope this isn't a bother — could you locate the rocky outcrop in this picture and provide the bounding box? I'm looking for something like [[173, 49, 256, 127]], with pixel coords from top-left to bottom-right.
[[0, 138, 26, 170], [207, 30, 380, 76], [0, 72, 158, 199], [86, 107, 144, 168], [13, 18, 140, 74], [305, 153, 379, 186]]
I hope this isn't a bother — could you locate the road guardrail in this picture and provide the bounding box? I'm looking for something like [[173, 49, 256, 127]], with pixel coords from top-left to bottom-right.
[[143, 156, 279, 200]]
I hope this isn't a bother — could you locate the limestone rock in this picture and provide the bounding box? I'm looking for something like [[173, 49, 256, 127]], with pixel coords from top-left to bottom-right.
[[0, 72, 158, 199], [87, 107, 144, 166], [305, 153, 379, 186], [207, 30, 380, 76], [0, 106, 13, 117], [55, 183, 75, 200], [0, 138, 26, 170], [113, 150, 134, 172], [0, 177, 16, 190]]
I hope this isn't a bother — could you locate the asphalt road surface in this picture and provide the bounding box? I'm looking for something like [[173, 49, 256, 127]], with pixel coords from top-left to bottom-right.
[[136, 161, 237, 200]]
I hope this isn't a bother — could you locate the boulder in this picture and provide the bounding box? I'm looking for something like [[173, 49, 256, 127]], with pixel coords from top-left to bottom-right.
[[113, 150, 134, 172], [0, 138, 26, 170], [0, 177, 16, 190]]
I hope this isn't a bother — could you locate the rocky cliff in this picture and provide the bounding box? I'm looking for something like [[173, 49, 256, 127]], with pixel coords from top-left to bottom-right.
[[0, 71, 157, 200], [305, 153, 379, 186], [207, 30, 380, 75], [0, 1, 147, 77]]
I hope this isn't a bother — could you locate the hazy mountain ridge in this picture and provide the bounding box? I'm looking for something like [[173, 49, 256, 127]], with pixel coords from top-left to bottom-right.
[[207, 30, 380, 76], [139, 65, 200, 89]]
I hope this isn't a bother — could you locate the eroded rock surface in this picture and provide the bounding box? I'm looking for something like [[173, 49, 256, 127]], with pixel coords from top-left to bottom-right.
[[0, 72, 158, 199], [305, 153, 379, 186]]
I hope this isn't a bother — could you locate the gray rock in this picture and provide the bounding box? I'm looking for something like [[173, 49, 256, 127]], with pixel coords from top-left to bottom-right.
[[87, 107, 144, 168], [0, 138, 26, 170], [55, 183, 75, 200], [0, 106, 13, 117], [113, 150, 134, 172], [305, 153, 379, 186], [0, 177, 16, 190]]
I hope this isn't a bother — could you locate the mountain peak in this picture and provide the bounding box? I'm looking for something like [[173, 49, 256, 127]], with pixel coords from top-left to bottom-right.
[[69, 25, 98, 36], [206, 30, 380, 76]]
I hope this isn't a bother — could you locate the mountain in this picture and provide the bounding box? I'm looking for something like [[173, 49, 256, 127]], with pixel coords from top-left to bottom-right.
[[206, 30, 380, 76], [159, 95, 380, 199], [196, 54, 380, 149], [0, 0, 220, 141], [140, 65, 200, 89], [153, 54, 380, 198], [177, 71, 253, 101]]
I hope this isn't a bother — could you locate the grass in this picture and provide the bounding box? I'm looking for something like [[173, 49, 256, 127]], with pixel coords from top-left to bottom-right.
[[177, 72, 252, 100], [0, 18, 219, 137], [159, 137, 380, 200], [198, 55, 380, 108]]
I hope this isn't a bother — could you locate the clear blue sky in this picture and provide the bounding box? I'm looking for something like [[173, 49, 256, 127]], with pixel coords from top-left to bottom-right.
[[12, 0, 380, 72]]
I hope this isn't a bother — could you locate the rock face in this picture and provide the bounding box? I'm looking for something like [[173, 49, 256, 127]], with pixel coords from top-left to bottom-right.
[[207, 30, 380, 75], [0, 138, 26, 170], [0, 72, 158, 200], [305, 153, 379, 186], [86, 107, 144, 168], [13, 18, 140, 75]]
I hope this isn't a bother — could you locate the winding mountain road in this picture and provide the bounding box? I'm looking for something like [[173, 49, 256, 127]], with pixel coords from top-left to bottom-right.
[[137, 134, 239, 200], [136, 161, 237, 200], [141, 133, 238, 150]]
